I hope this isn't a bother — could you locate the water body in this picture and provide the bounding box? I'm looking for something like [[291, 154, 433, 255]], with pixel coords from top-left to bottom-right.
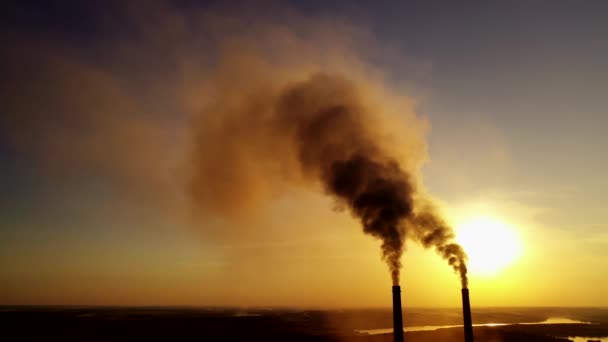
[[356, 317, 593, 335], [566, 338, 608, 342]]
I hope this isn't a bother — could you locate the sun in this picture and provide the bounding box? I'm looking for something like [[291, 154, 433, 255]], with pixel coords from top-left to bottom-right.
[[455, 215, 521, 276]]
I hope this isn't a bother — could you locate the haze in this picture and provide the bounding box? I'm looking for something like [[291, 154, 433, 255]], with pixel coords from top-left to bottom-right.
[[1, 1, 607, 309]]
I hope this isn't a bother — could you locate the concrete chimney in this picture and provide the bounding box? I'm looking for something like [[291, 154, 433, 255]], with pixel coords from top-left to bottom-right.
[[392, 285, 404, 342], [461, 288, 474, 342]]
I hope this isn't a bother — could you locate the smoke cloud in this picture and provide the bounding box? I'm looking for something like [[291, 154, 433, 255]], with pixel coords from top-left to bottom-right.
[[189, 26, 468, 286], [0, 1, 468, 287]]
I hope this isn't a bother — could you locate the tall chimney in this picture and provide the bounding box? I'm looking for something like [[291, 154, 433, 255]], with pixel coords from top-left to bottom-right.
[[461, 288, 474, 342], [392, 285, 404, 342]]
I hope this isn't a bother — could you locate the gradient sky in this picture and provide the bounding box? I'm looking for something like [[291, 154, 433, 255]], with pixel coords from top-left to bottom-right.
[[1, 0, 607, 307]]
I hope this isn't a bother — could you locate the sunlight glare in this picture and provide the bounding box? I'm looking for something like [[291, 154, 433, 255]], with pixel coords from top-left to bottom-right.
[[456, 216, 521, 276]]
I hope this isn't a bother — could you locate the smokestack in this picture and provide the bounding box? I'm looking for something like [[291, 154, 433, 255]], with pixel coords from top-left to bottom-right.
[[392, 286, 404, 342], [461, 288, 474, 342]]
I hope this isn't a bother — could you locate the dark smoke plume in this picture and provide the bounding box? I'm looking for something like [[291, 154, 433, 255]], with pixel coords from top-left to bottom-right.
[[410, 209, 469, 288], [188, 18, 468, 287], [0, 1, 467, 288], [191, 70, 468, 286]]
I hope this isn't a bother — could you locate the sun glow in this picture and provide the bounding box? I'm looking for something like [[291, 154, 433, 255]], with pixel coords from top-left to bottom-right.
[[456, 215, 521, 275]]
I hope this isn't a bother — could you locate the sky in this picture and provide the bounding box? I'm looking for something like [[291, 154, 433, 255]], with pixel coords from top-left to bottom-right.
[[1, 0, 607, 308]]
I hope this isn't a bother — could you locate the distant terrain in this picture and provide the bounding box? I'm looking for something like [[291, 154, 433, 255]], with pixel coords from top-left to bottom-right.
[[1, 307, 606, 341]]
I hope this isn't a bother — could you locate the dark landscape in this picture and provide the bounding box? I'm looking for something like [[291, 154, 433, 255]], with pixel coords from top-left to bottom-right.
[[2, 307, 606, 342]]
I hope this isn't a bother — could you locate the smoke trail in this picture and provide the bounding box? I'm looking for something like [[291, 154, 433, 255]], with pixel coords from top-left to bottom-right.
[[410, 209, 469, 288], [191, 69, 468, 285], [276, 75, 414, 284], [188, 15, 468, 286], [0, 1, 467, 287]]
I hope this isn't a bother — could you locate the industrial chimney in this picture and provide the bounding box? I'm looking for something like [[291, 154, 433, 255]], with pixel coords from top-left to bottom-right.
[[461, 288, 474, 342], [392, 286, 404, 342]]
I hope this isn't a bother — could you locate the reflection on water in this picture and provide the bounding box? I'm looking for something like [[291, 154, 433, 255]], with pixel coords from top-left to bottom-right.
[[535, 318, 592, 325], [356, 317, 593, 335], [565, 337, 608, 342]]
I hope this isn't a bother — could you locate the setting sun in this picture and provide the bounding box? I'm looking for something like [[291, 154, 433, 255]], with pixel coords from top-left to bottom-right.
[[456, 216, 522, 275]]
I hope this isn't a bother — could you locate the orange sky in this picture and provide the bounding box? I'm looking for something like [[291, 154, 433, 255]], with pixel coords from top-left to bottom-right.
[[1, 1, 607, 308]]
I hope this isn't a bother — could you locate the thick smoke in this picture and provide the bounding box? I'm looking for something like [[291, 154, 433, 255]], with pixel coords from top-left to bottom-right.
[[0, 0, 465, 305], [190, 51, 469, 286], [0, 0, 468, 287]]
